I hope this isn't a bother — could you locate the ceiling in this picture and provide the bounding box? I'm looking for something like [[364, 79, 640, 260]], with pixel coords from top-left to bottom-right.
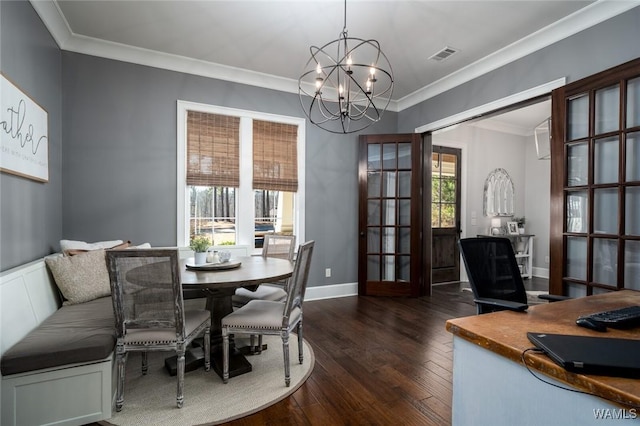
[[33, 1, 637, 128]]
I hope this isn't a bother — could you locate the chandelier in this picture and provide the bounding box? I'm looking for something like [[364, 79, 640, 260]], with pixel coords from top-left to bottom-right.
[[298, 0, 394, 134]]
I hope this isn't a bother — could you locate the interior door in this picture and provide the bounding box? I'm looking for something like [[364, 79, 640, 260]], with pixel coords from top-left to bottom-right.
[[358, 134, 429, 297], [431, 146, 462, 283]]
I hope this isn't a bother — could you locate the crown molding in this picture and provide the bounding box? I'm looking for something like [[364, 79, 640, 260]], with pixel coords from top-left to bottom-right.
[[397, 0, 640, 111], [31, 0, 638, 113]]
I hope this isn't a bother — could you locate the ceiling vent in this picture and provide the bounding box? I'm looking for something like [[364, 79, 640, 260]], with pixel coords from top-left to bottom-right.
[[429, 46, 458, 62]]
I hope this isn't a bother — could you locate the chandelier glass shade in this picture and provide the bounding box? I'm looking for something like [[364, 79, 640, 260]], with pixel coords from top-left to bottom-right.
[[298, 3, 394, 134]]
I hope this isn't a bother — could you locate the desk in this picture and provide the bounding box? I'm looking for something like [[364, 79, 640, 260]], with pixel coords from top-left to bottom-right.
[[446, 291, 640, 425], [180, 256, 294, 378]]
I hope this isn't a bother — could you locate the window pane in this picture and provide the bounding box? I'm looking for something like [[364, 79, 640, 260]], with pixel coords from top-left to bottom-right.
[[382, 228, 396, 253], [431, 203, 440, 227], [189, 185, 236, 245], [595, 85, 620, 135], [397, 255, 410, 282], [441, 204, 455, 228], [254, 190, 293, 248], [628, 77, 640, 129], [367, 200, 380, 225], [382, 171, 396, 197], [367, 255, 380, 280], [399, 199, 411, 226], [398, 143, 411, 169], [382, 144, 396, 169], [625, 187, 640, 235], [441, 177, 456, 202], [368, 144, 381, 170], [382, 255, 395, 281], [567, 191, 588, 233], [432, 177, 441, 202], [567, 143, 588, 186], [382, 200, 396, 226], [398, 228, 411, 253], [568, 94, 589, 140], [594, 188, 617, 234], [624, 240, 640, 290], [566, 236, 587, 280], [626, 132, 640, 181], [593, 238, 617, 286], [594, 136, 619, 184], [368, 171, 381, 197], [398, 171, 411, 197], [367, 228, 380, 252]]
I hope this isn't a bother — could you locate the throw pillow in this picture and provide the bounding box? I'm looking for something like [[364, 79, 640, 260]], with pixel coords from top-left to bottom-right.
[[45, 249, 111, 305]]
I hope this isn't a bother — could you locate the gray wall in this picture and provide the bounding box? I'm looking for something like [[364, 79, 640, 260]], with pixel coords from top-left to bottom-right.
[[60, 53, 397, 287], [0, 0, 63, 270]]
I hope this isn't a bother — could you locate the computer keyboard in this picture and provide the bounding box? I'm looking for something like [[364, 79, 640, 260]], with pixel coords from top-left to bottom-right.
[[585, 305, 640, 329]]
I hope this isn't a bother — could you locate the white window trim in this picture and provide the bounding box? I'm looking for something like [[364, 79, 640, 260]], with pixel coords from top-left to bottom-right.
[[176, 100, 306, 250]]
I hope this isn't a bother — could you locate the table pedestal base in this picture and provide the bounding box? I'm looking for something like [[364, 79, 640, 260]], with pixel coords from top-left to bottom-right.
[[164, 346, 205, 376]]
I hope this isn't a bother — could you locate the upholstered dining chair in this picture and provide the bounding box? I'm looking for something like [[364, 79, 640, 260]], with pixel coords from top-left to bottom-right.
[[221, 240, 314, 386], [106, 249, 211, 411], [232, 234, 296, 307]]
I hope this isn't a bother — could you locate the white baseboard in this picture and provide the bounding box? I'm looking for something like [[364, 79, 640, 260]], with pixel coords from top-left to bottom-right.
[[532, 267, 549, 279], [305, 282, 358, 301]]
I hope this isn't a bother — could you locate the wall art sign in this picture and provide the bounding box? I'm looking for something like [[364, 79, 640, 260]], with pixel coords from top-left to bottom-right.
[[1, 73, 49, 182]]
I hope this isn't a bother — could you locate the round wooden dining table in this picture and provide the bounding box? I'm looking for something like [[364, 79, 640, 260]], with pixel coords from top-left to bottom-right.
[[180, 255, 294, 379]]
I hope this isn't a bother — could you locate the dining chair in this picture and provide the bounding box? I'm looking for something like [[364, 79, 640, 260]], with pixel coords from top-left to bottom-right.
[[232, 234, 296, 307], [221, 240, 314, 386], [106, 249, 211, 411]]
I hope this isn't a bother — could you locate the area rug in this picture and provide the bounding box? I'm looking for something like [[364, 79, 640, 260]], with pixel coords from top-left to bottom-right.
[[100, 335, 314, 426]]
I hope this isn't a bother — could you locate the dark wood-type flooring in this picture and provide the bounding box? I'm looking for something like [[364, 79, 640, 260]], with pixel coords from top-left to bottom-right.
[[90, 278, 549, 426]]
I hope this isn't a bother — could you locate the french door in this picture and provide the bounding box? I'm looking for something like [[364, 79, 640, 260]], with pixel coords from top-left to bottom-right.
[[431, 146, 462, 283], [358, 134, 430, 297], [550, 58, 640, 296]]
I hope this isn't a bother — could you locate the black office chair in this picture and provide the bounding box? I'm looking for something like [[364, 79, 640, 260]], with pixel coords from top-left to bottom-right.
[[458, 237, 565, 314]]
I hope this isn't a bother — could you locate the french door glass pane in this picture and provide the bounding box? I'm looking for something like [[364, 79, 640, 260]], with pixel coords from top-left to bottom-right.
[[624, 240, 640, 290], [568, 94, 589, 140], [567, 143, 588, 186], [367, 228, 380, 252], [399, 200, 411, 226], [441, 204, 455, 227], [368, 172, 381, 197], [367, 255, 380, 280], [382, 144, 396, 169], [627, 77, 640, 128], [382, 255, 395, 280], [398, 171, 411, 197], [595, 85, 620, 135], [593, 238, 617, 286], [368, 144, 381, 169], [367, 200, 380, 225], [625, 187, 640, 235], [594, 136, 619, 184], [382, 200, 396, 225], [626, 132, 640, 181], [398, 228, 411, 253], [567, 236, 587, 280], [431, 202, 440, 227], [382, 228, 395, 252], [398, 143, 411, 169], [382, 172, 396, 197], [594, 188, 618, 234], [398, 256, 410, 281], [567, 191, 588, 233]]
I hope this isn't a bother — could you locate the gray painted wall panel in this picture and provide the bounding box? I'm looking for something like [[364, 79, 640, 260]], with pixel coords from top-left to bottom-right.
[[0, 0, 62, 270], [61, 53, 397, 287]]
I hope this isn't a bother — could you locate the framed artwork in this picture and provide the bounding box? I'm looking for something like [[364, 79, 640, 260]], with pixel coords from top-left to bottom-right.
[[507, 221, 519, 235], [0, 73, 49, 182]]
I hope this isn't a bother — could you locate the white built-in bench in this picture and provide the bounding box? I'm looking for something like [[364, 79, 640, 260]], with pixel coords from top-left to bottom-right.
[[0, 245, 249, 426]]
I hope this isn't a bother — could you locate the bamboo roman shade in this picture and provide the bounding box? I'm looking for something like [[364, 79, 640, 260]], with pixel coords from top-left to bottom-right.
[[186, 111, 240, 187], [253, 120, 298, 192]]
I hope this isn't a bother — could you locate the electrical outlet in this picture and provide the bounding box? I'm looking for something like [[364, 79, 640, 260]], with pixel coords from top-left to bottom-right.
[[325, 268, 331, 278]]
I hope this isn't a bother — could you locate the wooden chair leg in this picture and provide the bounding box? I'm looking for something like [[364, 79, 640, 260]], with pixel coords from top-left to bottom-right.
[[282, 332, 291, 387], [141, 351, 148, 375], [204, 327, 211, 371], [222, 329, 230, 383], [297, 322, 304, 364], [176, 349, 185, 408], [115, 351, 127, 412]]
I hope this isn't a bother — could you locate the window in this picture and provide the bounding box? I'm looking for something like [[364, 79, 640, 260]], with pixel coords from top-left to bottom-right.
[[177, 101, 305, 251]]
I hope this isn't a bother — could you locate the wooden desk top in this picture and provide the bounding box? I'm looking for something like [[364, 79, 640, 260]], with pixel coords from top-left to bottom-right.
[[446, 290, 640, 408]]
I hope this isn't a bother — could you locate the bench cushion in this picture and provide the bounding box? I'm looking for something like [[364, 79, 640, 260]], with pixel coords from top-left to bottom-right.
[[1, 297, 116, 376]]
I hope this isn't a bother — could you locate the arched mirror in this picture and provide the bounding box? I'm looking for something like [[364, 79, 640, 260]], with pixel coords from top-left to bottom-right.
[[483, 168, 514, 216]]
